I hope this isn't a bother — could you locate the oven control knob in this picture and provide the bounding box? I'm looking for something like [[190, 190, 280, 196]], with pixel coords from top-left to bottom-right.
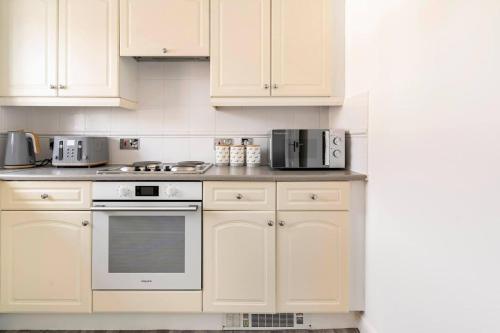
[[118, 186, 134, 198], [165, 185, 179, 198]]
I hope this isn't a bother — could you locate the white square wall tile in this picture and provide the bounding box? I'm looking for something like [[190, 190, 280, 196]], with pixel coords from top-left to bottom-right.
[[136, 137, 165, 161], [59, 108, 85, 133], [164, 79, 191, 106], [138, 79, 165, 108], [163, 105, 190, 135], [188, 79, 210, 106], [27, 108, 60, 134], [189, 105, 215, 135], [139, 62, 165, 80], [2, 107, 32, 132], [189, 137, 215, 163], [164, 62, 194, 79], [85, 108, 112, 133], [110, 109, 138, 134], [162, 137, 190, 163], [137, 108, 164, 135]]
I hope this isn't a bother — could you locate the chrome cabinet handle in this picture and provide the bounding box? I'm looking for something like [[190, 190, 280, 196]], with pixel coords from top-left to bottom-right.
[[40, 193, 49, 200], [268, 220, 274, 226], [273, 84, 278, 89], [236, 193, 243, 200], [162, 48, 168, 54], [310, 194, 318, 200], [264, 84, 270, 89], [82, 220, 89, 227], [50, 85, 57, 89], [58, 84, 67, 89], [279, 221, 285, 226]]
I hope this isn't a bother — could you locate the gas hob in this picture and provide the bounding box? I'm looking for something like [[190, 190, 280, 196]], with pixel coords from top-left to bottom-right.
[[97, 161, 212, 175]]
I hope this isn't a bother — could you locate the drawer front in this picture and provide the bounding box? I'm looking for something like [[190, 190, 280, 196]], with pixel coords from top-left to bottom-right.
[[203, 182, 276, 211], [277, 182, 350, 211], [1, 181, 91, 210]]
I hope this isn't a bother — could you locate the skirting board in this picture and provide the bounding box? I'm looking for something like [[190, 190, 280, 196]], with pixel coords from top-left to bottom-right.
[[0, 97, 137, 110], [211, 97, 344, 107], [0, 313, 360, 330]]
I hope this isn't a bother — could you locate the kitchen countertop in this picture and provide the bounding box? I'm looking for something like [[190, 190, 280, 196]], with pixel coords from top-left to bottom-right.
[[0, 165, 367, 182]]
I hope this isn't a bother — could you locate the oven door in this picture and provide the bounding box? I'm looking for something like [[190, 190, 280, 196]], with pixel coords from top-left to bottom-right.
[[92, 202, 201, 290]]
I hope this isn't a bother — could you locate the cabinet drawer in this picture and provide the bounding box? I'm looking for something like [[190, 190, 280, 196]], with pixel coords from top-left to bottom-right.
[[277, 182, 350, 211], [1, 181, 91, 210], [203, 182, 275, 210]]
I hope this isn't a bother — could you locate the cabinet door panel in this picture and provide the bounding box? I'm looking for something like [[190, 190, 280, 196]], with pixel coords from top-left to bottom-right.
[[120, 0, 209, 56], [203, 211, 276, 313], [210, 0, 271, 97], [0, 0, 58, 96], [0, 211, 91, 313], [58, 0, 119, 96], [271, 0, 332, 96], [277, 211, 349, 312]]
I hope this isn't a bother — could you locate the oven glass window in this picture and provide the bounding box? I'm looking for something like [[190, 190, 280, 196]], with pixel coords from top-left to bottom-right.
[[108, 216, 185, 273]]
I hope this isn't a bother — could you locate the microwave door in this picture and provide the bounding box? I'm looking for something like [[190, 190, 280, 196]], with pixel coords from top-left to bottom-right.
[[285, 130, 300, 168], [300, 130, 325, 168]]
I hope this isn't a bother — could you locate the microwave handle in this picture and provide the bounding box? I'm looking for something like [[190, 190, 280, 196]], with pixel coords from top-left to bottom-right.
[[91, 205, 199, 212], [323, 130, 330, 166]]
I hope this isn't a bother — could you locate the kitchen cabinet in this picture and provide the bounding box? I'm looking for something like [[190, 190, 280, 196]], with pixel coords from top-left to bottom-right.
[[210, 0, 271, 97], [1, 181, 91, 211], [277, 181, 351, 211], [271, 0, 333, 96], [0, 0, 58, 97], [203, 211, 276, 313], [210, 0, 344, 107], [0, 0, 137, 109], [120, 0, 210, 57], [0, 211, 92, 313], [276, 211, 349, 313], [203, 181, 276, 211]]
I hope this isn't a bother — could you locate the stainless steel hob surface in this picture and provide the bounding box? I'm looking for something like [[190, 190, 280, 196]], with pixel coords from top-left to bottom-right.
[[96, 161, 213, 175]]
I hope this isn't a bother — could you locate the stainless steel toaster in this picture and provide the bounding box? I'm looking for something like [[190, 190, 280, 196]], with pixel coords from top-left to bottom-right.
[[52, 136, 108, 167]]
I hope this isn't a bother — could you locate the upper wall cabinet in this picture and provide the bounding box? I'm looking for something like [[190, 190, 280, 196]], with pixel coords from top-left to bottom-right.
[[120, 0, 209, 57], [210, 0, 344, 107], [0, 0, 138, 109]]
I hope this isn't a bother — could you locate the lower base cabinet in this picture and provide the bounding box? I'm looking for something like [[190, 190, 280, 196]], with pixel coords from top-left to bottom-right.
[[0, 211, 92, 313], [203, 210, 349, 313], [203, 211, 276, 313], [277, 211, 349, 313]]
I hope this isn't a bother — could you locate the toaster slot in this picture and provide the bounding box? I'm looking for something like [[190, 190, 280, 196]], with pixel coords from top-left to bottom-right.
[[77, 140, 83, 161]]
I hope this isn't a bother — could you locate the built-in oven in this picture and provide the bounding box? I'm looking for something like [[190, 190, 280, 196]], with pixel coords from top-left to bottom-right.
[[91, 182, 202, 290]]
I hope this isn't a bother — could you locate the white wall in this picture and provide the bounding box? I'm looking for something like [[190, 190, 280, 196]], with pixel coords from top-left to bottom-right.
[[0, 61, 329, 164], [356, 0, 500, 332]]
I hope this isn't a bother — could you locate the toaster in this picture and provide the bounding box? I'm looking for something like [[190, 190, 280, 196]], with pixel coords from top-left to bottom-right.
[[52, 136, 109, 167]]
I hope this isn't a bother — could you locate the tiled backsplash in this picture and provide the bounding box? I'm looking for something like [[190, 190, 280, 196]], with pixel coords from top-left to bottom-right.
[[0, 62, 329, 164]]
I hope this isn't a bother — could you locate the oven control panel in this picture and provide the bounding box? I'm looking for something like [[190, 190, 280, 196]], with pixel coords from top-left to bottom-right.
[[93, 182, 202, 201]]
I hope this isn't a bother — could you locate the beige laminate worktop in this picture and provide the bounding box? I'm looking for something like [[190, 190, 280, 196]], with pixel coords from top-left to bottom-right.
[[0, 166, 366, 182]]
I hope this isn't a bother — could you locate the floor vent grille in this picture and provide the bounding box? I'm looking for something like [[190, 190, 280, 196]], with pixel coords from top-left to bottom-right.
[[223, 313, 309, 330]]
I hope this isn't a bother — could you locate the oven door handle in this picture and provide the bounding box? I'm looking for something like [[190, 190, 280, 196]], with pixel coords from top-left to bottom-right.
[[91, 205, 199, 212]]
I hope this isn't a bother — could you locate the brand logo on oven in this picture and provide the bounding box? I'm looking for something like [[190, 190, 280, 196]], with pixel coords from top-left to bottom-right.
[[141, 279, 153, 283]]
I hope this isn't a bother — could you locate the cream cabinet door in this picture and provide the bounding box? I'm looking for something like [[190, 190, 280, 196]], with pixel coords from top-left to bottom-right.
[[203, 211, 276, 313], [120, 0, 209, 57], [58, 0, 119, 97], [0, 0, 58, 97], [277, 211, 349, 313], [210, 0, 271, 97], [0, 211, 92, 313], [271, 0, 332, 96]]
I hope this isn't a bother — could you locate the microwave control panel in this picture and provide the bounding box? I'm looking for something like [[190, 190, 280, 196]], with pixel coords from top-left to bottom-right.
[[329, 129, 346, 169]]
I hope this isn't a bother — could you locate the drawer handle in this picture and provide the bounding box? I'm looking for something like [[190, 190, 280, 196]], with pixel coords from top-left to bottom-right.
[[279, 221, 286, 227], [310, 194, 318, 200], [82, 220, 89, 227], [268, 220, 274, 226], [236, 193, 243, 200], [162, 48, 168, 54], [40, 193, 49, 200]]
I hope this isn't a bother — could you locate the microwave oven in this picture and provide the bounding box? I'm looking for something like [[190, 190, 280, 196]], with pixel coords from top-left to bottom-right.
[[269, 129, 345, 169]]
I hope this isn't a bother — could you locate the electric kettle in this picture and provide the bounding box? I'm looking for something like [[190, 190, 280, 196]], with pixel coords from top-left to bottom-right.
[[3, 130, 40, 169]]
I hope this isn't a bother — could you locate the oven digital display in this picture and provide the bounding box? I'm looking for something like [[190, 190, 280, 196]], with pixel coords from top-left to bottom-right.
[[135, 186, 159, 197]]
